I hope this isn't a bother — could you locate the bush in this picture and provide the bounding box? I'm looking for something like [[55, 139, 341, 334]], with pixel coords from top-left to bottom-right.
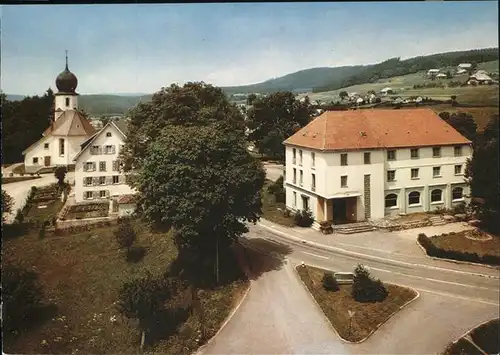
[[2, 265, 44, 332], [114, 220, 137, 252], [38, 227, 45, 239], [267, 176, 285, 203], [418, 233, 500, 266], [294, 209, 314, 227], [14, 209, 24, 223], [452, 203, 466, 215], [322, 272, 339, 291], [351, 264, 388, 303]]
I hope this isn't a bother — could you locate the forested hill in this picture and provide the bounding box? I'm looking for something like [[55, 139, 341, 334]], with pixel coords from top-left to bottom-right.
[[222, 47, 499, 94]]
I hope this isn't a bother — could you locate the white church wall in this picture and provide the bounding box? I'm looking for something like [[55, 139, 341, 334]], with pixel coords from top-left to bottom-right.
[[55, 95, 79, 113]]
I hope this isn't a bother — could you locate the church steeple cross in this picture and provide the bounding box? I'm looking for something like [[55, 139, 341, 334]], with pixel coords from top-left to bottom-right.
[[65, 50, 69, 70]]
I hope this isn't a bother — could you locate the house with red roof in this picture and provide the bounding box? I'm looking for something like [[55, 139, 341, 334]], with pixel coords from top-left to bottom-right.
[[283, 108, 472, 227]]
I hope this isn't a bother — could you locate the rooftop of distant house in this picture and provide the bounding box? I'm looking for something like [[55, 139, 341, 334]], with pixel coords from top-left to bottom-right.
[[283, 108, 472, 151]]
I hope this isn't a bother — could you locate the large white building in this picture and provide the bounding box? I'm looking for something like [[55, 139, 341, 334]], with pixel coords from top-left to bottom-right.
[[22, 54, 95, 172], [73, 120, 135, 207], [283, 108, 472, 226]]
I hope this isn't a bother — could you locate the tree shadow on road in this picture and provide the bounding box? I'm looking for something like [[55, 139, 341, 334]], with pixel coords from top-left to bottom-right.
[[238, 238, 292, 281]]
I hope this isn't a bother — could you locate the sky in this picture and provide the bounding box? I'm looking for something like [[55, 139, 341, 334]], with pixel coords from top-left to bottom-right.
[[1, 2, 498, 95]]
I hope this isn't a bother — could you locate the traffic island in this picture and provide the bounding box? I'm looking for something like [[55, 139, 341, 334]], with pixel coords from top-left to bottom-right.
[[296, 265, 418, 343], [443, 318, 499, 355]]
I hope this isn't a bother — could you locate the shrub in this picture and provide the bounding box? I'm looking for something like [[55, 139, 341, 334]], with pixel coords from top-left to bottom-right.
[[14, 209, 24, 224], [351, 264, 388, 302], [294, 209, 314, 227], [267, 176, 285, 203], [114, 220, 137, 252], [322, 272, 339, 291], [38, 227, 45, 239], [2, 265, 44, 332], [452, 203, 466, 215]]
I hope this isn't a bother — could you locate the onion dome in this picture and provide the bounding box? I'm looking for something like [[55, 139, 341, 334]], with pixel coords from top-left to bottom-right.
[[56, 51, 78, 93]]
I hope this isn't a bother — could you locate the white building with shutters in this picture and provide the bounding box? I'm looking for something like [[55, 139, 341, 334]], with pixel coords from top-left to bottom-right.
[[73, 120, 135, 204]]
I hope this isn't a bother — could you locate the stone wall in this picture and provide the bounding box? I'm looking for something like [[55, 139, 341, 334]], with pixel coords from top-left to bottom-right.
[[56, 216, 117, 231]]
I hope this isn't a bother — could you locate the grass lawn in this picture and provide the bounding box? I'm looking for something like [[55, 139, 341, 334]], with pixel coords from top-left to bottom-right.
[[2, 221, 248, 354], [296, 265, 418, 342], [24, 199, 64, 222], [261, 179, 295, 227], [430, 231, 500, 258]]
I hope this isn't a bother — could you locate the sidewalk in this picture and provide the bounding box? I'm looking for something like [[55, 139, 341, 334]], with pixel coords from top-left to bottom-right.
[[256, 218, 500, 277]]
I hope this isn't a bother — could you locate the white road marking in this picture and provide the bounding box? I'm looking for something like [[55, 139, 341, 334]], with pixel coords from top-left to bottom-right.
[[259, 223, 500, 279], [334, 241, 412, 257], [368, 266, 499, 292], [301, 251, 330, 260]]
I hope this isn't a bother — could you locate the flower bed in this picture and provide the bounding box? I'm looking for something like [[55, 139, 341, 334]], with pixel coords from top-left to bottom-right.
[[418, 232, 500, 266], [63, 202, 110, 220]]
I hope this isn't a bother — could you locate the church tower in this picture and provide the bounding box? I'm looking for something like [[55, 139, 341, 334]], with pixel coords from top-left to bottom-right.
[[54, 51, 79, 121]]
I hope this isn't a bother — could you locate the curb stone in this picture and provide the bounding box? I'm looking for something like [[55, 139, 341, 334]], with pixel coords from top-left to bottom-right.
[[293, 264, 420, 344], [445, 317, 498, 354], [257, 222, 500, 279], [415, 240, 500, 270]]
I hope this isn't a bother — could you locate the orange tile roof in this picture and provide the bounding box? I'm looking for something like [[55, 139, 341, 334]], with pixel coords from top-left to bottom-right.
[[283, 108, 472, 150], [43, 110, 96, 137]]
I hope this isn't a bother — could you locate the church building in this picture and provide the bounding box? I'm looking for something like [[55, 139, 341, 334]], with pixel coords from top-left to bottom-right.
[[22, 54, 95, 173]]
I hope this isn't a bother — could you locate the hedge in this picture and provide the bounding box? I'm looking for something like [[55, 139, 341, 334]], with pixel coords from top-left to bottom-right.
[[417, 233, 500, 266]]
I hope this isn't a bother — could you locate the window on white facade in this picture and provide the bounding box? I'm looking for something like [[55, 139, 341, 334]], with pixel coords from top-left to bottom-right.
[[364, 152, 371, 164], [85, 177, 93, 186], [408, 191, 420, 205], [452, 187, 464, 200], [432, 147, 441, 157], [293, 192, 297, 207], [293, 168, 297, 184], [112, 161, 119, 171], [454, 146, 462, 157], [299, 170, 303, 186], [311, 152, 315, 168], [106, 132, 112, 137], [105, 145, 114, 154], [387, 170, 396, 182], [85, 191, 93, 199], [311, 173, 316, 191], [411, 168, 419, 179], [65, 97, 70, 107], [91, 146, 101, 155], [292, 148, 296, 164], [44, 143, 49, 149], [340, 153, 348, 166], [431, 189, 443, 203], [387, 150, 396, 161], [299, 150, 303, 166], [100, 190, 107, 198], [99, 161, 107, 172], [433, 166, 441, 177], [385, 193, 397, 208], [454, 164, 462, 175], [113, 175, 120, 184], [33, 157, 39, 164], [85, 162, 95, 172], [59, 138, 65, 156], [410, 148, 419, 159], [99, 176, 106, 185], [341, 175, 347, 188]]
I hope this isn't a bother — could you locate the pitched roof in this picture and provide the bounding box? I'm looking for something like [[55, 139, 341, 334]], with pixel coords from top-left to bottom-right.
[[117, 194, 137, 204], [43, 110, 95, 136], [72, 120, 128, 162], [283, 108, 472, 151]]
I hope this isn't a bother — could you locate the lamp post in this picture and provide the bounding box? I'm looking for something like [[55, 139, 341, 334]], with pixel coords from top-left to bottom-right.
[[348, 310, 355, 338]]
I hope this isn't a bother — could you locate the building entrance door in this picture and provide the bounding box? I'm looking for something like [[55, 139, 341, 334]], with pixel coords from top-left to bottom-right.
[[44, 156, 51, 166], [332, 198, 347, 224]]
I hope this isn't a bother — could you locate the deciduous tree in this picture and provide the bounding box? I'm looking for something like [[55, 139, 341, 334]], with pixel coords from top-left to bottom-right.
[[2, 190, 14, 223], [466, 115, 499, 233], [245, 92, 313, 160], [440, 111, 478, 141], [339, 91, 348, 100]]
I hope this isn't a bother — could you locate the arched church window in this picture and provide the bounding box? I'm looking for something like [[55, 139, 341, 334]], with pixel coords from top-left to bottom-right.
[[65, 98, 70, 107]]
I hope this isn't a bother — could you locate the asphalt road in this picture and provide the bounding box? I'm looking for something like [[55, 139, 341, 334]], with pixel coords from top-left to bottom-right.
[[200, 223, 499, 355], [2, 172, 75, 223]]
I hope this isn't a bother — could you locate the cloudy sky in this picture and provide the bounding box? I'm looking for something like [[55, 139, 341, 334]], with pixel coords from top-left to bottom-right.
[[1, 2, 498, 95]]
